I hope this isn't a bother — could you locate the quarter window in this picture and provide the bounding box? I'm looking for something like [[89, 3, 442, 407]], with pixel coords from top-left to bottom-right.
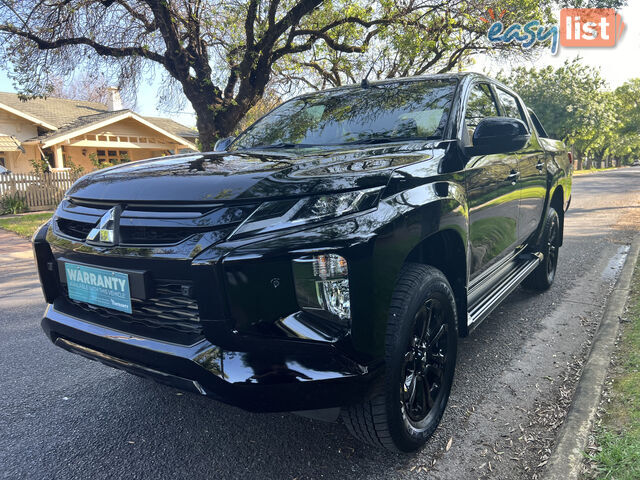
[[496, 89, 527, 125], [464, 83, 500, 144], [528, 109, 549, 138]]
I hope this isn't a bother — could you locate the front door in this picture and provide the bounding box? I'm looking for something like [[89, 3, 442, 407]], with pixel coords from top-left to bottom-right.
[[494, 88, 546, 244], [463, 83, 521, 279]]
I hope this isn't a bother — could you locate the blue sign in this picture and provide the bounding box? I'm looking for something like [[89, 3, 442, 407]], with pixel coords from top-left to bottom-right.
[[65, 263, 132, 314]]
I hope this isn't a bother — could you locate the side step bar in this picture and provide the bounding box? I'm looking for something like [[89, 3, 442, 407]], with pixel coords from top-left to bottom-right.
[[467, 252, 543, 331]]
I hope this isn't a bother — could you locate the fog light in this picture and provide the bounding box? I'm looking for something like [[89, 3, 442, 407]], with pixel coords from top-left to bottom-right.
[[292, 254, 351, 327]]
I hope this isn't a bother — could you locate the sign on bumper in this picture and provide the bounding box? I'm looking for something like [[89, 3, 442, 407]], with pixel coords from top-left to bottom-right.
[[65, 263, 132, 314]]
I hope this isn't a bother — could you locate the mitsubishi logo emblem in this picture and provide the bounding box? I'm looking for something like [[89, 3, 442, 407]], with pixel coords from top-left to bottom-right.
[[86, 206, 121, 246]]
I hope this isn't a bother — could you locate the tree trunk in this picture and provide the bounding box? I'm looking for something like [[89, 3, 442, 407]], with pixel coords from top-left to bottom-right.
[[184, 80, 258, 152]]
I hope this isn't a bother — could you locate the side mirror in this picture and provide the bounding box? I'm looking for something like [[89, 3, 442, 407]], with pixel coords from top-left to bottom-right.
[[214, 136, 236, 152], [467, 117, 530, 156]]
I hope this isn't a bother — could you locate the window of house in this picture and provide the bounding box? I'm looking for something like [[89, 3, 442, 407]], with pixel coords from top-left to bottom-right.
[[0, 157, 5, 168], [96, 150, 131, 164], [96, 149, 107, 164]]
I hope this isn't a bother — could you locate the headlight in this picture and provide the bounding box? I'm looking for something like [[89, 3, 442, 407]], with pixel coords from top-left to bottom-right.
[[230, 187, 382, 238], [292, 253, 351, 329]]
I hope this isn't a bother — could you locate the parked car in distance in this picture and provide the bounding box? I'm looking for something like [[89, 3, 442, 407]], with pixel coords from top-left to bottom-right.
[[632, 159, 640, 166], [34, 73, 572, 452]]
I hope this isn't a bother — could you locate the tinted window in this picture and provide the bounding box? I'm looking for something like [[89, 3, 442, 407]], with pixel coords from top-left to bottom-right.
[[464, 83, 500, 145], [528, 109, 549, 138], [465, 83, 499, 130], [496, 89, 527, 124], [232, 79, 458, 150]]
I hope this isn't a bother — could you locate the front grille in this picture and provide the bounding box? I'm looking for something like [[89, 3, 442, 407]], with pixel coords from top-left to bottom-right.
[[62, 282, 204, 344], [53, 198, 255, 246], [57, 218, 93, 239], [119, 226, 212, 244], [56, 218, 205, 245]]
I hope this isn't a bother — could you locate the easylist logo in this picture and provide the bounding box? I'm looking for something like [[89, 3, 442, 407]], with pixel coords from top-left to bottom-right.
[[485, 7, 626, 54], [560, 8, 625, 47]]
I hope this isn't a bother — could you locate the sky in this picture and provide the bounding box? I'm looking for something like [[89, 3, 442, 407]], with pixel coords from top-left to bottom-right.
[[0, 2, 638, 129], [475, 1, 640, 88]]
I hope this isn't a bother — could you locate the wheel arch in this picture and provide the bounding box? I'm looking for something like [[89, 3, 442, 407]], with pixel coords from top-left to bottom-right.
[[404, 228, 468, 337]]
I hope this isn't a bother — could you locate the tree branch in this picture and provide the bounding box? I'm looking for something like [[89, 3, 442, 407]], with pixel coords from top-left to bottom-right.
[[113, 0, 157, 33], [0, 25, 166, 65]]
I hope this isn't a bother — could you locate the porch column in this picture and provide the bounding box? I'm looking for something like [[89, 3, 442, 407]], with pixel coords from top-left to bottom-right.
[[53, 145, 64, 169]]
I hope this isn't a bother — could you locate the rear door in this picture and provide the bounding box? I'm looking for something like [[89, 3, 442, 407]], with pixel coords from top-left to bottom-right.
[[464, 83, 521, 278], [494, 88, 547, 245]]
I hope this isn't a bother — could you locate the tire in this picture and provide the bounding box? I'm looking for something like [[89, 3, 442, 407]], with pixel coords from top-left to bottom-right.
[[342, 264, 458, 452], [523, 207, 560, 291]]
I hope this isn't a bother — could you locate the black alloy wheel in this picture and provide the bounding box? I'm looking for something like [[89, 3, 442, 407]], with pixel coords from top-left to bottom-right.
[[342, 264, 458, 452], [401, 298, 450, 429], [524, 207, 560, 291]]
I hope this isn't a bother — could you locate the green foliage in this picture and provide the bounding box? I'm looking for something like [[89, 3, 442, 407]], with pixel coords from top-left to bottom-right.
[[0, 212, 51, 237], [498, 58, 606, 141], [1, 191, 29, 215], [1, 0, 625, 146], [611, 80, 640, 163], [588, 266, 640, 479], [89, 152, 127, 170], [63, 156, 84, 176], [499, 59, 640, 167], [29, 157, 51, 174]]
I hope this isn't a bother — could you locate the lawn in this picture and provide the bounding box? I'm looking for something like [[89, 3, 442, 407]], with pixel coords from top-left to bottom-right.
[[0, 213, 52, 238], [589, 263, 640, 479], [573, 166, 627, 176]]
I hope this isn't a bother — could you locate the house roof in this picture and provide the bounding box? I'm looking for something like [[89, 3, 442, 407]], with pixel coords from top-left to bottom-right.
[[35, 110, 123, 142], [0, 92, 107, 130], [142, 116, 199, 139], [0, 135, 23, 151], [0, 92, 198, 144], [36, 110, 198, 150]]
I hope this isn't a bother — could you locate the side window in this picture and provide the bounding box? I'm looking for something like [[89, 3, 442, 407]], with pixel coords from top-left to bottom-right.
[[495, 89, 527, 126], [464, 83, 500, 145], [528, 109, 549, 138]]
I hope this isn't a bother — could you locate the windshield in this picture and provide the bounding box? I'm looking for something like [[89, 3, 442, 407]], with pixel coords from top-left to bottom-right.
[[231, 79, 458, 150]]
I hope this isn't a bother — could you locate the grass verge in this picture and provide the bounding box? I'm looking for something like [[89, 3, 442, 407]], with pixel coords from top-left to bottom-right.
[[589, 262, 640, 479], [573, 166, 628, 176], [0, 212, 52, 238]]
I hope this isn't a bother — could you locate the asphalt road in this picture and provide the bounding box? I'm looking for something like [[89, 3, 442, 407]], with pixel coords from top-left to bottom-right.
[[1, 167, 640, 480]]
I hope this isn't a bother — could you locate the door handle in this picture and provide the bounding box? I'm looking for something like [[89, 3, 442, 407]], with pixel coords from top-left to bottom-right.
[[536, 160, 544, 171], [507, 170, 520, 184]]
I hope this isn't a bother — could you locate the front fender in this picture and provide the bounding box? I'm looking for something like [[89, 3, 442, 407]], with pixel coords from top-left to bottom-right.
[[356, 179, 468, 356]]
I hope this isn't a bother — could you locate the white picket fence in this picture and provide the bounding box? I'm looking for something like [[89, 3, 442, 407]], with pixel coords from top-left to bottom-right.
[[0, 170, 82, 211]]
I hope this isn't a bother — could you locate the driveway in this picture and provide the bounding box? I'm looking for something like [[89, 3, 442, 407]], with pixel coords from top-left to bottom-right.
[[1, 168, 639, 480]]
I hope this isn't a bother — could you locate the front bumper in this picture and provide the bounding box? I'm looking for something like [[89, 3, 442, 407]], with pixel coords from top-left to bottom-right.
[[41, 305, 381, 412]]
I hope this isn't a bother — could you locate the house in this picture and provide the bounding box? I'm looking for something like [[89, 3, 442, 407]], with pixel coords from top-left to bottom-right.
[[0, 88, 198, 174]]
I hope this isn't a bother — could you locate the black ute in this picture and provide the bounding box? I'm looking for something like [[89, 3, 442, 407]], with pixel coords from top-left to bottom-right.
[[33, 73, 572, 452]]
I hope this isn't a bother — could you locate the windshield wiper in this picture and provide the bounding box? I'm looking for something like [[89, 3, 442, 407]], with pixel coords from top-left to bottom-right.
[[251, 142, 318, 149], [344, 136, 436, 145]]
